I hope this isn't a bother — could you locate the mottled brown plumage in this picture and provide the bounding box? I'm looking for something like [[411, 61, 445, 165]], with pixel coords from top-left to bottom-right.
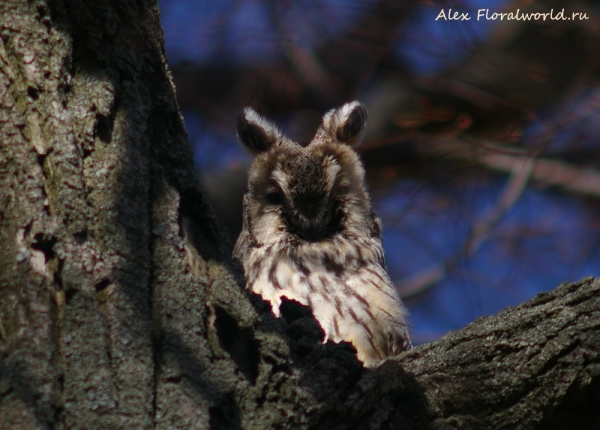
[[234, 102, 411, 366]]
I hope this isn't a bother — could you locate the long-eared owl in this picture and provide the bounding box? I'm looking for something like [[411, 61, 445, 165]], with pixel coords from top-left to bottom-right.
[[234, 101, 411, 366]]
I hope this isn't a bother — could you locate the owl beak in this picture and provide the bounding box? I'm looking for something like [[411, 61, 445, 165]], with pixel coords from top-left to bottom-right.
[[287, 217, 325, 241], [298, 199, 320, 220], [284, 197, 324, 240]]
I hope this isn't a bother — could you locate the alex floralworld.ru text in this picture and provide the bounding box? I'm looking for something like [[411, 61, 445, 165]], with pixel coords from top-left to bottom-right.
[[435, 8, 589, 22]]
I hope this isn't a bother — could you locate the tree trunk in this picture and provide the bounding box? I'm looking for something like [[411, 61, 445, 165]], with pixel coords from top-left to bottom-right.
[[1, 1, 599, 429]]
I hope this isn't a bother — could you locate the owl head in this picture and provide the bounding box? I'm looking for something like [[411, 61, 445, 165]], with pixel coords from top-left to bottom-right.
[[237, 102, 377, 244]]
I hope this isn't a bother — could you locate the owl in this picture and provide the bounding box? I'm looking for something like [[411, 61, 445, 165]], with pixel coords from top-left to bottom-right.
[[233, 101, 412, 366]]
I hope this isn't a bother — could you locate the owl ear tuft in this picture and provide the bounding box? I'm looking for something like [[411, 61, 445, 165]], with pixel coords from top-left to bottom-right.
[[321, 101, 368, 147], [237, 107, 282, 154]]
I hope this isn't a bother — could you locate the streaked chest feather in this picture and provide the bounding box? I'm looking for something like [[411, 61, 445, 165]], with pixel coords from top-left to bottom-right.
[[241, 234, 410, 365]]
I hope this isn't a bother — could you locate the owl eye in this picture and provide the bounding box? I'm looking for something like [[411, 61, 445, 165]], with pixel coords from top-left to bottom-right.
[[266, 190, 284, 205]]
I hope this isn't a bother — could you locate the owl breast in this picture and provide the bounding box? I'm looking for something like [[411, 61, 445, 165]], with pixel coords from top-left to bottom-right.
[[242, 232, 411, 366]]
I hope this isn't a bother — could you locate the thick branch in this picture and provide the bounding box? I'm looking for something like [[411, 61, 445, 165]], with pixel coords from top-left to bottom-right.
[[314, 277, 600, 429]]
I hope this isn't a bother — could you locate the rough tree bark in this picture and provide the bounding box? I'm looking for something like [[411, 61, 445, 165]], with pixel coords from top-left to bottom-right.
[[0, 1, 599, 429]]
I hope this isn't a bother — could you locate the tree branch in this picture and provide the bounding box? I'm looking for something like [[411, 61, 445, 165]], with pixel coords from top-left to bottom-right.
[[424, 139, 600, 198], [313, 277, 600, 429]]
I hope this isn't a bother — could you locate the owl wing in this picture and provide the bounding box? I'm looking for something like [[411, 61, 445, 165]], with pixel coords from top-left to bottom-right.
[[344, 263, 412, 365]]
